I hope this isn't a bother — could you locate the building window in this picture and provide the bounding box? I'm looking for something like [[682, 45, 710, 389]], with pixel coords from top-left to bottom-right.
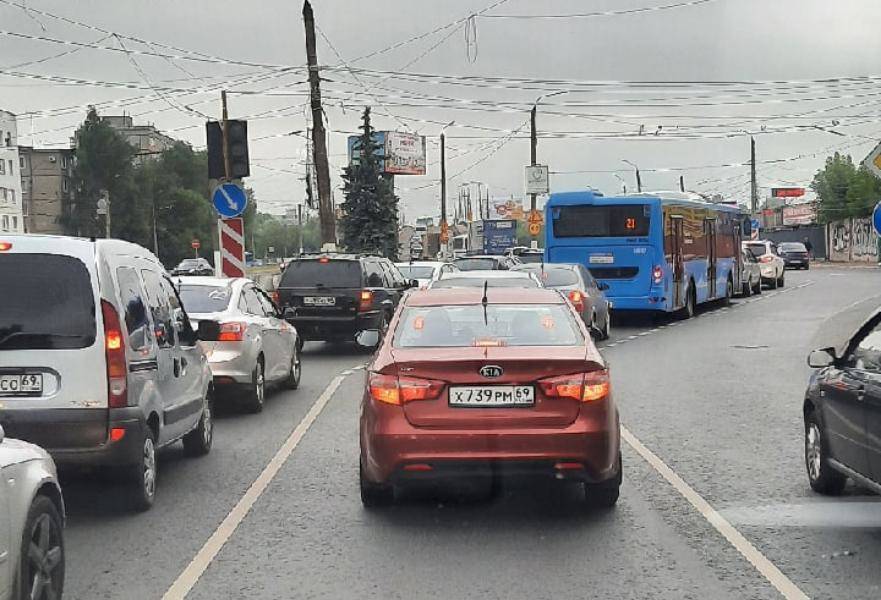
[[1, 216, 8, 230], [7, 160, 11, 176], [62, 177, 69, 193], [19, 155, 25, 169], [11, 216, 17, 230], [0, 160, 5, 175], [0, 188, 6, 203], [9, 190, 14, 205], [61, 156, 68, 169]]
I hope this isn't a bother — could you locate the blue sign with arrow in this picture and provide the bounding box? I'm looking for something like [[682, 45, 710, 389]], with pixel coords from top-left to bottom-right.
[[873, 201, 881, 237], [212, 182, 247, 218]]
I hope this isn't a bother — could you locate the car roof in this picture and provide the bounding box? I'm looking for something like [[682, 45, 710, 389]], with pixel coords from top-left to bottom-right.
[[395, 261, 446, 268], [438, 270, 531, 279], [175, 276, 242, 288], [514, 262, 575, 270], [405, 287, 564, 307], [455, 255, 502, 260]]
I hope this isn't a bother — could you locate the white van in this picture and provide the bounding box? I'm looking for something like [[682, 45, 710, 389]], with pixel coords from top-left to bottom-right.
[[0, 235, 215, 510]]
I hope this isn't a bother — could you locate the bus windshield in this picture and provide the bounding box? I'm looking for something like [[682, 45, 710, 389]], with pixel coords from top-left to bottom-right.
[[553, 205, 650, 237]]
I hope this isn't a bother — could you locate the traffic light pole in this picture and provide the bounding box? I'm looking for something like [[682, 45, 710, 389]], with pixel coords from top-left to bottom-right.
[[303, 0, 336, 247], [530, 105, 537, 213], [221, 91, 231, 180]]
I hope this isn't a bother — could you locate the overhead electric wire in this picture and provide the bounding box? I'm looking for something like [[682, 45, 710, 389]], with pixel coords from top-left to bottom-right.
[[482, 0, 720, 19]]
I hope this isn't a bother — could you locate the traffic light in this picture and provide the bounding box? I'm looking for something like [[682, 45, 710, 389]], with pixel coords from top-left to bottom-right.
[[206, 120, 250, 180]]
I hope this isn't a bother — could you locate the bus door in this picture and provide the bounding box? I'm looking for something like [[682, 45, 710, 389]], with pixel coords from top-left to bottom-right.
[[670, 216, 685, 307], [705, 218, 717, 298]]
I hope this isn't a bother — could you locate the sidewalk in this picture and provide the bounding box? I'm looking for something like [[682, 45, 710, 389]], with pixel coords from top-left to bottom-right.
[[810, 261, 879, 269]]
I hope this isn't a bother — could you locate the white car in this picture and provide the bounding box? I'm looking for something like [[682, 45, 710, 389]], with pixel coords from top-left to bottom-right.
[[177, 277, 301, 413], [0, 426, 65, 600], [428, 270, 544, 289], [395, 261, 458, 288], [744, 240, 785, 289]]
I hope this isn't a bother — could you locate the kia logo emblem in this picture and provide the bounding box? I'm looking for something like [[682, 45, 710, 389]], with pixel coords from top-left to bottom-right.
[[479, 365, 503, 378]]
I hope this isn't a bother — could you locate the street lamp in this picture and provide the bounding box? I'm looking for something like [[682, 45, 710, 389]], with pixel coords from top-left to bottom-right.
[[614, 173, 628, 194], [622, 159, 642, 193]]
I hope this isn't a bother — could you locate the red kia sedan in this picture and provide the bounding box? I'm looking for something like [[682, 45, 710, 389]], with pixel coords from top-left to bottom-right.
[[359, 287, 621, 508]]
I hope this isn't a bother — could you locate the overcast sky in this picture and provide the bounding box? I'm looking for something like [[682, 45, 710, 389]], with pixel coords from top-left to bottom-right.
[[2, 0, 881, 220]]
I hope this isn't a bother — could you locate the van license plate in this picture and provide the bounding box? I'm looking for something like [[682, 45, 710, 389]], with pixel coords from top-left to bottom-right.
[[303, 296, 335, 306], [449, 386, 534, 407], [0, 374, 43, 395]]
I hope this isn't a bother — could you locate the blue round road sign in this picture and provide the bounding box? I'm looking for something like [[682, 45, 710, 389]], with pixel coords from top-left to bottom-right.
[[212, 182, 247, 218], [873, 201, 881, 237]]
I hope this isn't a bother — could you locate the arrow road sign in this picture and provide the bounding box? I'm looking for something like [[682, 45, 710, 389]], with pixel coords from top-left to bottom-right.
[[212, 182, 247, 218]]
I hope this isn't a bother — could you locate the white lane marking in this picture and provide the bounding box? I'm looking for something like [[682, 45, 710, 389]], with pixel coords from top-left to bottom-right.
[[638, 331, 651, 336], [621, 426, 809, 600], [627, 335, 638, 340], [163, 372, 349, 599]]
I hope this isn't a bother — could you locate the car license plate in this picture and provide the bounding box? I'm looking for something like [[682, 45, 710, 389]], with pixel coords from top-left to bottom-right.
[[0, 374, 43, 395], [449, 385, 534, 407], [303, 296, 335, 306], [589, 253, 614, 264]]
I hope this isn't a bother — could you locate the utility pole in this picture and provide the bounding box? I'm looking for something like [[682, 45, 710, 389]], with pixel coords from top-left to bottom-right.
[[750, 136, 758, 214], [679, 175, 685, 192], [298, 203, 304, 254], [303, 0, 335, 247], [530, 105, 537, 212], [440, 132, 447, 242]]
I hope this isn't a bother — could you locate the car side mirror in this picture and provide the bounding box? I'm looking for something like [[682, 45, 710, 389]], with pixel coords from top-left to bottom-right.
[[597, 282, 610, 291], [807, 348, 835, 368], [408, 279, 419, 288], [355, 329, 381, 349], [196, 320, 221, 342], [283, 307, 296, 320]]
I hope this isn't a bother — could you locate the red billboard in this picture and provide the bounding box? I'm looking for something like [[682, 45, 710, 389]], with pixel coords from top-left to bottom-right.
[[771, 187, 805, 198]]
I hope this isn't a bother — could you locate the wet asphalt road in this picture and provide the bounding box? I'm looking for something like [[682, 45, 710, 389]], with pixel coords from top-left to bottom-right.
[[59, 267, 881, 599]]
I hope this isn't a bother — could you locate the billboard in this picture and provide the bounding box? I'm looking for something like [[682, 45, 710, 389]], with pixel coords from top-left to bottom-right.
[[483, 219, 517, 254], [771, 187, 805, 198], [782, 204, 816, 226], [347, 131, 426, 176], [491, 199, 526, 221]]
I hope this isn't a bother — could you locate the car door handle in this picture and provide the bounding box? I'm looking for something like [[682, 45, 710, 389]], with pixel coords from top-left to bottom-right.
[[180, 356, 188, 376]]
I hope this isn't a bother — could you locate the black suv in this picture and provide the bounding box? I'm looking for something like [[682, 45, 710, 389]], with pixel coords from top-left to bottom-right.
[[277, 254, 414, 343]]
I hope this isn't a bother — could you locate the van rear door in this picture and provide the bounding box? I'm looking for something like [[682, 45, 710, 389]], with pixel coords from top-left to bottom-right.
[[0, 239, 108, 449]]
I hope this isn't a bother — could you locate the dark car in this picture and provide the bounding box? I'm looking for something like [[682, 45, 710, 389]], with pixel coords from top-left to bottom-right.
[[513, 263, 611, 339], [803, 295, 881, 496], [276, 254, 414, 344], [508, 247, 545, 264], [359, 287, 621, 508], [453, 254, 521, 271], [171, 257, 213, 276], [778, 242, 811, 270]]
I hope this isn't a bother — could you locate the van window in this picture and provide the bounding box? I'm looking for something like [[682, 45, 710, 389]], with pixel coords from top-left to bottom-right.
[[141, 269, 175, 347], [280, 259, 361, 288], [116, 267, 152, 353], [0, 254, 96, 350]]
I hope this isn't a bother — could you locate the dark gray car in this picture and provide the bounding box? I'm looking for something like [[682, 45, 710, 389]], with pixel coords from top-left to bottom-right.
[[513, 263, 611, 340]]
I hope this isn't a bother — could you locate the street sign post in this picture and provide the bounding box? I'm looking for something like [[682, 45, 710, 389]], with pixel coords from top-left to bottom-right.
[[219, 217, 246, 278], [212, 182, 247, 218], [527, 208, 543, 237], [525, 165, 549, 195], [528, 222, 541, 236], [872, 202, 881, 237], [863, 141, 881, 180]]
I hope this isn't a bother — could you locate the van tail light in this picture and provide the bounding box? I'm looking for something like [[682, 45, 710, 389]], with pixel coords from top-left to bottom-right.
[[759, 255, 774, 263], [271, 290, 280, 305], [567, 290, 585, 313], [0, 241, 11, 251], [218, 322, 246, 342], [101, 300, 128, 408], [358, 290, 374, 312], [538, 369, 610, 403], [652, 265, 664, 284], [368, 372, 445, 405]]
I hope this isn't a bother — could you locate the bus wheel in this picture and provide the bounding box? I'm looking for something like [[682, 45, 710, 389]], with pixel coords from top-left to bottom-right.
[[677, 283, 695, 320]]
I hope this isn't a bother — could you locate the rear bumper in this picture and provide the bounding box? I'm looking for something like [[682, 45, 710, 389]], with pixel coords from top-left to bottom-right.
[[783, 258, 808, 267], [205, 346, 255, 384], [361, 398, 620, 485], [288, 312, 382, 340], [606, 295, 665, 311], [0, 407, 145, 467]]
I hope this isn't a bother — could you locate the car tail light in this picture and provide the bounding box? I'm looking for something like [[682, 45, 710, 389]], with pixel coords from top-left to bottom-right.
[[0, 241, 11, 251], [101, 300, 128, 408], [218, 322, 246, 342], [358, 290, 374, 312], [538, 370, 610, 402], [271, 290, 280, 305], [368, 372, 444, 405], [568, 290, 585, 313], [652, 265, 663, 284], [759, 255, 774, 263]]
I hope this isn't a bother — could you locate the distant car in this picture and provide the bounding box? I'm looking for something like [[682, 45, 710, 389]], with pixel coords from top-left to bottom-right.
[[171, 257, 214, 276], [178, 277, 301, 413], [359, 287, 621, 508], [428, 270, 543, 289], [395, 261, 458, 288], [778, 242, 811, 270], [453, 254, 521, 271], [507, 247, 545, 264], [514, 263, 611, 339], [0, 427, 65, 600], [803, 295, 881, 497], [739, 249, 762, 297], [276, 254, 415, 345], [744, 240, 785, 289]]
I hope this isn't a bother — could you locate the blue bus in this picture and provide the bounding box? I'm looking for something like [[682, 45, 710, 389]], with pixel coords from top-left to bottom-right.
[[545, 191, 749, 318]]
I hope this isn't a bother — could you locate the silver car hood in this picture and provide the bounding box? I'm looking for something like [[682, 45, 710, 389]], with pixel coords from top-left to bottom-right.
[[811, 294, 881, 358]]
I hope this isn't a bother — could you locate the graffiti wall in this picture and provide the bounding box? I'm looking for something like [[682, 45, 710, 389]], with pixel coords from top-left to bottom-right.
[[827, 218, 878, 262]]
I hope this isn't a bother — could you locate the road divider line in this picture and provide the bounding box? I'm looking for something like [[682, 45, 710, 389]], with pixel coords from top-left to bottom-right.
[[162, 372, 350, 600], [620, 426, 809, 600]]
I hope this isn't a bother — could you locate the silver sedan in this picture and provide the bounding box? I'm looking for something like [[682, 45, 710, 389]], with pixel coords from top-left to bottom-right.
[[177, 277, 301, 413], [0, 426, 65, 600]]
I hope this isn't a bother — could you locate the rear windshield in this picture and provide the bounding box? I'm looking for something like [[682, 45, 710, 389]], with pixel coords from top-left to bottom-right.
[[520, 267, 578, 287], [747, 243, 769, 257], [432, 276, 539, 289], [454, 258, 498, 271], [397, 265, 435, 279], [280, 259, 362, 288], [394, 304, 582, 347], [779, 243, 807, 252], [553, 204, 650, 237], [0, 254, 96, 350], [177, 259, 203, 269], [179, 285, 233, 314], [515, 253, 544, 264]]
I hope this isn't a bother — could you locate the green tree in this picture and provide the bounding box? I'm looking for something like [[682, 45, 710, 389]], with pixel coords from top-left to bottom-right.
[[339, 107, 399, 259], [812, 152, 857, 223], [845, 166, 881, 218]]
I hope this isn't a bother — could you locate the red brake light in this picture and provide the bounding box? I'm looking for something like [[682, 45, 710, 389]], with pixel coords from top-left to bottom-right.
[[358, 290, 374, 312], [218, 322, 246, 342], [101, 300, 128, 408], [0, 241, 11, 251], [538, 370, 610, 402], [568, 290, 585, 313], [652, 265, 663, 284], [759, 255, 773, 263], [319, 256, 330, 263], [368, 373, 444, 405], [271, 290, 280, 305]]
